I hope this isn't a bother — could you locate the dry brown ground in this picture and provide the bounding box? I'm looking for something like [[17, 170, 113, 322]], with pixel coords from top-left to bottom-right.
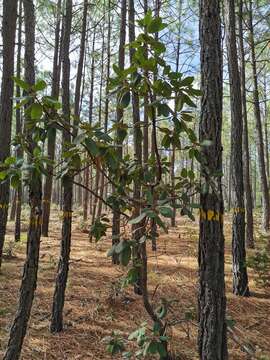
[[0, 209, 270, 359]]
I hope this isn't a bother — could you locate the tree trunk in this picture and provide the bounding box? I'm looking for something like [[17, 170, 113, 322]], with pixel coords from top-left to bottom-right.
[[225, 0, 249, 296], [128, 0, 144, 295], [248, 0, 270, 232], [198, 0, 228, 358], [83, 165, 90, 221], [238, 0, 254, 248], [73, 0, 88, 137], [112, 0, 126, 264], [171, 0, 182, 227], [42, 0, 62, 237], [50, 0, 73, 333], [4, 1, 43, 358], [0, 0, 17, 268], [15, 0, 23, 244], [263, 74, 269, 181]]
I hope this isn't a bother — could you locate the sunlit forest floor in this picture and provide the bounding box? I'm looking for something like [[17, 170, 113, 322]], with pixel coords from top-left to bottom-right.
[[0, 207, 270, 359]]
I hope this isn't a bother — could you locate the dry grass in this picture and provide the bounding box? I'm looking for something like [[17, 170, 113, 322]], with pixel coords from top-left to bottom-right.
[[0, 210, 270, 359]]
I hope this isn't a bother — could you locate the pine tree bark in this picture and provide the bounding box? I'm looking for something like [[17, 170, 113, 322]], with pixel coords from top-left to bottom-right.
[[97, 1, 112, 218], [50, 0, 73, 333], [171, 0, 182, 227], [14, 10, 23, 242], [128, 0, 144, 295], [83, 29, 96, 221], [42, 0, 62, 237], [0, 0, 17, 268], [112, 0, 126, 264], [4, 1, 43, 358], [198, 0, 228, 358], [238, 0, 254, 248], [263, 74, 269, 181], [248, 0, 270, 232], [225, 0, 249, 296]]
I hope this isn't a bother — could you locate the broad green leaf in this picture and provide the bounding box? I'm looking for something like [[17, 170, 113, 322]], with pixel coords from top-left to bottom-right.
[[33, 80, 47, 91], [85, 138, 100, 156], [129, 212, 147, 224], [31, 103, 43, 120], [119, 91, 130, 108], [148, 18, 167, 33], [159, 206, 174, 218], [119, 246, 131, 266], [12, 76, 30, 91]]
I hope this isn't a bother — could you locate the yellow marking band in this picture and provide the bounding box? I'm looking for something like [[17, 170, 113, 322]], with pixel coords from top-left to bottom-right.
[[200, 209, 223, 223], [233, 207, 245, 213], [30, 217, 42, 226], [42, 199, 51, 204], [0, 204, 9, 209], [62, 211, 73, 219]]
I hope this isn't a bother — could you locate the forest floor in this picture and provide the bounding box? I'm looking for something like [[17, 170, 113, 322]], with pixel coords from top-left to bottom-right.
[[0, 207, 270, 360]]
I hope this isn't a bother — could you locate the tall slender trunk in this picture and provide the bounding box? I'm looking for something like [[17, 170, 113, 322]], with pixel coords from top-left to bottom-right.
[[238, 0, 254, 248], [263, 74, 269, 180], [4, 1, 43, 358], [225, 0, 249, 296], [15, 0, 23, 242], [0, 0, 17, 268], [42, 0, 62, 237], [73, 0, 88, 137], [143, 0, 149, 168], [96, 16, 106, 219], [129, 0, 144, 295], [73, 0, 88, 209], [171, 0, 182, 227], [112, 0, 126, 264], [248, 0, 270, 232], [97, 1, 112, 218], [83, 29, 96, 221], [50, 0, 73, 333], [150, 0, 161, 252], [9, 190, 17, 221], [83, 165, 90, 221], [198, 0, 228, 358]]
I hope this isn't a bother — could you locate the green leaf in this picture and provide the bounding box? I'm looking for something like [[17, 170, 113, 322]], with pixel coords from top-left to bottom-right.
[[183, 94, 196, 108], [119, 91, 130, 108], [4, 156, 16, 165], [144, 340, 158, 355], [115, 240, 129, 254], [0, 171, 7, 181], [156, 304, 167, 319], [157, 103, 171, 117], [85, 138, 100, 156], [148, 18, 167, 33], [31, 103, 43, 120], [12, 77, 30, 91], [74, 132, 86, 145], [33, 80, 47, 91], [181, 168, 188, 178], [129, 212, 147, 225], [10, 174, 20, 188], [159, 206, 174, 218], [119, 246, 131, 266], [180, 76, 194, 86], [157, 342, 167, 357]]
